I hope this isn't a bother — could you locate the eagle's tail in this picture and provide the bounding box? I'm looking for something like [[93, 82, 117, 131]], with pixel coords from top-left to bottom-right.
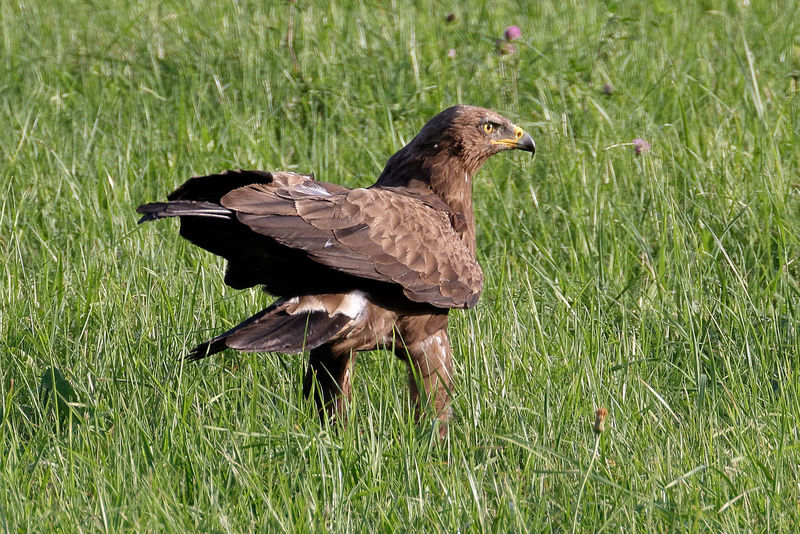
[[136, 200, 234, 224], [186, 296, 358, 361]]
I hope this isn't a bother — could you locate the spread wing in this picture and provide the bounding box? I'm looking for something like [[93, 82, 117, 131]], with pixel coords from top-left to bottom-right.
[[220, 183, 484, 309]]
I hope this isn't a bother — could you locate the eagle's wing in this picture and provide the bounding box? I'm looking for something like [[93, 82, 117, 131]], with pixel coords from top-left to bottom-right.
[[221, 182, 483, 309]]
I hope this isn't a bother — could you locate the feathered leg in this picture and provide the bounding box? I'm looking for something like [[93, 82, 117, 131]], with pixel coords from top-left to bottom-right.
[[302, 346, 356, 423], [402, 328, 454, 438]]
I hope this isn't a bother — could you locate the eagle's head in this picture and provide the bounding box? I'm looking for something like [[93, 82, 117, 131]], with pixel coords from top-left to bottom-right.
[[377, 105, 535, 191], [411, 105, 535, 163], [375, 105, 534, 240]]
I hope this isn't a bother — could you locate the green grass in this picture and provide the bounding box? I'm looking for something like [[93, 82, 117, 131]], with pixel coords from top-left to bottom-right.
[[2, 0, 800, 530]]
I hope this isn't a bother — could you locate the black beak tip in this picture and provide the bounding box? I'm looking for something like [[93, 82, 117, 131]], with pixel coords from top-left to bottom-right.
[[516, 132, 536, 155]]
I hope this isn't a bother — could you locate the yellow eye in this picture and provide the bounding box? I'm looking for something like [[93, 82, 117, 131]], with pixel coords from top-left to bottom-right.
[[483, 123, 494, 133]]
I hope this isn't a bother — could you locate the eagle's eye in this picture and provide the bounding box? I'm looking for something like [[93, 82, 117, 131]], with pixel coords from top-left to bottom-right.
[[483, 123, 494, 134]]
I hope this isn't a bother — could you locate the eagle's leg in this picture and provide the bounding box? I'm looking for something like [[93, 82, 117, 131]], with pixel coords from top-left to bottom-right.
[[403, 329, 453, 438], [302, 346, 355, 424]]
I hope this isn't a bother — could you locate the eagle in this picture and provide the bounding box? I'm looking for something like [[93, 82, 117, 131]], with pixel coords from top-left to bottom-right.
[[137, 105, 535, 436]]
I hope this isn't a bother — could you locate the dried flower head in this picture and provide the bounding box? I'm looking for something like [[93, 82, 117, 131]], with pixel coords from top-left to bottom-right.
[[593, 407, 608, 433], [632, 138, 651, 155], [446, 13, 456, 23], [496, 39, 516, 55], [504, 25, 522, 41]]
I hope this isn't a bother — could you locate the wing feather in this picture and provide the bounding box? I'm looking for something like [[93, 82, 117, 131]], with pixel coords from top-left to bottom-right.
[[221, 183, 482, 308]]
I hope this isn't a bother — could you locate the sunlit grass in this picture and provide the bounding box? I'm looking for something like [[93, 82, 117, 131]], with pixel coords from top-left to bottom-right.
[[2, 0, 800, 530]]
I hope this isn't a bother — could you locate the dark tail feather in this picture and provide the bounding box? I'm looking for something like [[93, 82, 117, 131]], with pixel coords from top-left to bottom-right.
[[136, 200, 234, 224], [186, 304, 351, 361]]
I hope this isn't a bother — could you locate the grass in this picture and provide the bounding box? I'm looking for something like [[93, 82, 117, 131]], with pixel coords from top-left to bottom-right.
[[2, 0, 800, 530]]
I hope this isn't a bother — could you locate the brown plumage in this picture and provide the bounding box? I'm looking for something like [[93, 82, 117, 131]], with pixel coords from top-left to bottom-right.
[[137, 105, 535, 436]]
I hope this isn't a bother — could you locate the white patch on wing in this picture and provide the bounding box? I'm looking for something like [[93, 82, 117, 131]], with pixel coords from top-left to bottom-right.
[[284, 291, 367, 320], [324, 239, 334, 248], [334, 290, 368, 319], [287, 296, 326, 314], [292, 181, 332, 197]]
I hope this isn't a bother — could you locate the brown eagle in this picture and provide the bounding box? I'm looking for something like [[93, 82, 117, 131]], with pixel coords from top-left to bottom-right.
[[137, 105, 534, 436]]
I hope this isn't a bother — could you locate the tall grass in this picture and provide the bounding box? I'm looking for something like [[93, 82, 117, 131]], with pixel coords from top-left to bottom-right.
[[2, 0, 799, 530]]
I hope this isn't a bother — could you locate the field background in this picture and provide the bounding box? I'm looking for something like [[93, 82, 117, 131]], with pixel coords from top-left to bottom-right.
[[2, 0, 800, 530]]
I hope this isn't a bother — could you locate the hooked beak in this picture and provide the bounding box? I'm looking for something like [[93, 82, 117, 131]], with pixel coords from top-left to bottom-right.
[[514, 130, 535, 154], [492, 126, 536, 155]]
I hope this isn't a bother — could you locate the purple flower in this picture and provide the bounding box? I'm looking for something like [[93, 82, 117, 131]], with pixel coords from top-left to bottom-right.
[[601, 83, 613, 95], [632, 138, 651, 155], [504, 25, 522, 41], [447, 48, 456, 59]]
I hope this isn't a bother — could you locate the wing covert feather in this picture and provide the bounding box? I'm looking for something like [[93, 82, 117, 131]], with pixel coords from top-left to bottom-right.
[[221, 183, 483, 308]]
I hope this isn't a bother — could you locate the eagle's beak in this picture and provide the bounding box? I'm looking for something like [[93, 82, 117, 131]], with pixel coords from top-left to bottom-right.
[[493, 126, 536, 154], [514, 126, 536, 154]]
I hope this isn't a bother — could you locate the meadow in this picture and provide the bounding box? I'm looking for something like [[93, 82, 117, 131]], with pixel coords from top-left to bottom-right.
[[2, 0, 800, 530]]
